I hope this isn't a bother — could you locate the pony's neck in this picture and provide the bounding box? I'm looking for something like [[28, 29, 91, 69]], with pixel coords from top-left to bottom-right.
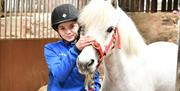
[[102, 48, 128, 90]]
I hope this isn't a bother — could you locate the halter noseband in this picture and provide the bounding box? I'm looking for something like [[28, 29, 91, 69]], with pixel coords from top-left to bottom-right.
[[91, 26, 121, 68]]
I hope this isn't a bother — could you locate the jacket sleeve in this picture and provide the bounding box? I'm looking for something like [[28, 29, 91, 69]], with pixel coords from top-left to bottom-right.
[[44, 44, 81, 82], [94, 71, 101, 91]]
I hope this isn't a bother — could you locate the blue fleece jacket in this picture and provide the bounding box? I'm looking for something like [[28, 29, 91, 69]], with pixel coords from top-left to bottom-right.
[[44, 40, 101, 91]]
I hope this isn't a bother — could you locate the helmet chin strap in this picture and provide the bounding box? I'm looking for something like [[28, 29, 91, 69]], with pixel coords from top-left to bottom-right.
[[76, 26, 81, 41]]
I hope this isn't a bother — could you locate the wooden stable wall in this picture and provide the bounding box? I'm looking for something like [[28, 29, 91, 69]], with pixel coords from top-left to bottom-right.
[[118, 0, 179, 12], [0, 38, 58, 91]]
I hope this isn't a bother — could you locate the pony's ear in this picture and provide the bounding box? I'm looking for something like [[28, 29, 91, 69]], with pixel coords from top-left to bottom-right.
[[110, 0, 118, 8]]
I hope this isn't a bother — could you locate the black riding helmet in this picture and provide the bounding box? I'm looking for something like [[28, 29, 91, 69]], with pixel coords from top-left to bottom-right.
[[51, 4, 79, 31]]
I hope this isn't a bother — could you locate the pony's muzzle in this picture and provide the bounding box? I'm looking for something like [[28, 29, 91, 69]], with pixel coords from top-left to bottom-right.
[[76, 57, 96, 74], [77, 58, 95, 68]]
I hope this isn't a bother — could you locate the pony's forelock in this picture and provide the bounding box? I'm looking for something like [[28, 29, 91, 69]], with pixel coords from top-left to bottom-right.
[[78, 0, 118, 30]]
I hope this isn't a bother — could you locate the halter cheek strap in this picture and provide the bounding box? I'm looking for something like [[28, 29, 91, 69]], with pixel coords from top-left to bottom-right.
[[104, 27, 121, 53], [91, 40, 104, 68], [91, 26, 121, 68]]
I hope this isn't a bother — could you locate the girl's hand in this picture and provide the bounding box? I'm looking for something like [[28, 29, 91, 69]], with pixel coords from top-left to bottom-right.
[[76, 36, 95, 51]]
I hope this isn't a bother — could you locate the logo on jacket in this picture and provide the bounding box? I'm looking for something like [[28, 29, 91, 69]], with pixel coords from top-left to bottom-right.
[[59, 53, 67, 57]]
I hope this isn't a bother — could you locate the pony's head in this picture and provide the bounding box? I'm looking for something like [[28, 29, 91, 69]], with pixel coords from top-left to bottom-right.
[[76, 0, 145, 75], [76, 0, 120, 75]]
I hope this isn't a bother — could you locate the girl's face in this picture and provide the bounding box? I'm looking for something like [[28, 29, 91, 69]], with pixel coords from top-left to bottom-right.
[[57, 21, 79, 43]]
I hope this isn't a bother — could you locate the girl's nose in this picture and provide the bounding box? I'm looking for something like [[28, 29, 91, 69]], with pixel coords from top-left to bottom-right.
[[65, 29, 73, 34]]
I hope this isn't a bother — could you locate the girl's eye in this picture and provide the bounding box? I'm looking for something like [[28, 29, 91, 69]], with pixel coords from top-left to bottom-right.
[[70, 23, 77, 29], [106, 26, 114, 33], [70, 24, 74, 28], [59, 27, 65, 31]]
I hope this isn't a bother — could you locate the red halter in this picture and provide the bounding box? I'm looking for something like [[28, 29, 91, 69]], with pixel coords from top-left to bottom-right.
[[91, 26, 121, 68]]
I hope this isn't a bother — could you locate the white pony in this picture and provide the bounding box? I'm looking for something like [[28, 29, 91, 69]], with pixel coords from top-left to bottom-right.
[[76, 0, 178, 91]]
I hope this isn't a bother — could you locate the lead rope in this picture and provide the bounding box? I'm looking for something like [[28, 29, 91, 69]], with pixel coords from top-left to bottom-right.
[[85, 74, 95, 91]]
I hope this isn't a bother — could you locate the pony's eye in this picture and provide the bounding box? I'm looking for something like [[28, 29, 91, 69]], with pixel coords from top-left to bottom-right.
[[106, 26, 114, 33]]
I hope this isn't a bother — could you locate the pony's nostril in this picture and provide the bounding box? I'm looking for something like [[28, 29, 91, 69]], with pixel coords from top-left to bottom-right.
[[87, 59, 94, 67]]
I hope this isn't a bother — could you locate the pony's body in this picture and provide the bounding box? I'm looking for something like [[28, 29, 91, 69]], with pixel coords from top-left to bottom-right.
[[101, 41, 177, 91], [77, 0, 178, 91]]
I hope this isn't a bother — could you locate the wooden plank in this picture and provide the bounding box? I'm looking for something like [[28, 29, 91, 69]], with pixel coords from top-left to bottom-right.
[[140, 0, 145, 12], [151, 0, 157, 12], [119, 0, 130, 11], [134, 0, 140, 11], [173, 0, 178, 10], [167, 0, 172, 12], [118, 0, 124, 10], [129, 0, 134, 12], [161, 0, 167, 12], [124, 0, 130, 11], [145, 0, 150, 12]]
